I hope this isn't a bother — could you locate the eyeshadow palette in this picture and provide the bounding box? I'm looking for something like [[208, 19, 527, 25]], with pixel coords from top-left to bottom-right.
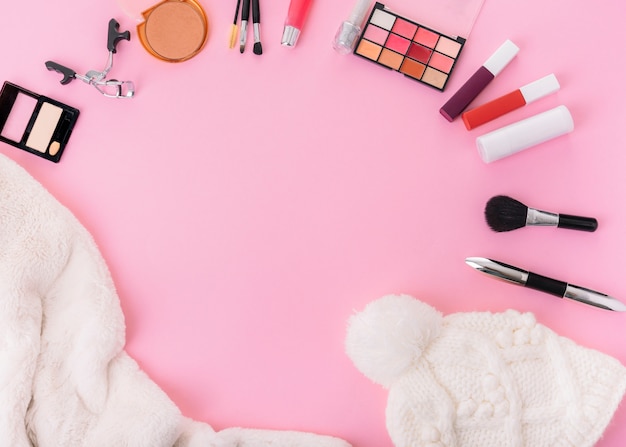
[[0, 82, 79, 162], [354, 2, 466, 91]]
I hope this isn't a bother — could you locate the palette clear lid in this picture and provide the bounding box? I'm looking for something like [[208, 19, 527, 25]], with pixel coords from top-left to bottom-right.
[[116, 0, 161, 21], [385, 0, 485, 40]]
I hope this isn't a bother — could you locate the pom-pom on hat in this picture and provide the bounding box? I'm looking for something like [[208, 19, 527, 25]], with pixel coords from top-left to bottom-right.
[[346, 294, 626, 447]]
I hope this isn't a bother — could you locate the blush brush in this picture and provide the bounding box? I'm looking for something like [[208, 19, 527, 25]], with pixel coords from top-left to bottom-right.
[[485, 195, 598, 232]]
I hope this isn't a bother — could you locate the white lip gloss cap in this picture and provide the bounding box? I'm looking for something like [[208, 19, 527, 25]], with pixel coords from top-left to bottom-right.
[[483, 39, 520, 76], [476, 105, 574, 163], [520, 73, 560, 104]]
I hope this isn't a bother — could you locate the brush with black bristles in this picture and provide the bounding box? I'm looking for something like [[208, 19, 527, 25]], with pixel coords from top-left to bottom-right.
[[252, 0, 262, 55], [485, 195, 598, 232]]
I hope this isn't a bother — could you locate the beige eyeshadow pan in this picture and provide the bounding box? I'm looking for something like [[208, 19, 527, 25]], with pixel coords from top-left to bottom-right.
[[422, 67, 448, 90], [26, 103, 63, 153], [436, 37, 463, 59]]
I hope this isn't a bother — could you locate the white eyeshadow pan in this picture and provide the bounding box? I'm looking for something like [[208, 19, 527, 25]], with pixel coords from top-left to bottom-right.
[[370, 9, 395, 30]]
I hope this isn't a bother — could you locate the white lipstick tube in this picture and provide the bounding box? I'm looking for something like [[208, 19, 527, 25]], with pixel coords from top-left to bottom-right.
[[476, 105, 574, 163]]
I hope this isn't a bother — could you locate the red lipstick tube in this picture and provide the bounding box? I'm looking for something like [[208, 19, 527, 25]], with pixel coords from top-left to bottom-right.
[[462, 74, 560, 130]]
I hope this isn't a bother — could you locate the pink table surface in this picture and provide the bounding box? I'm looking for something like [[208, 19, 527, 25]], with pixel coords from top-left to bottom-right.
[[2, 0, 626, 445]]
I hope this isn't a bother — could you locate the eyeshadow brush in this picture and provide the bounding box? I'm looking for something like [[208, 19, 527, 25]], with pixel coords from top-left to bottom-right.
[[229, 0, 242, 49], [485, 195, 598, 233], [239, 0, 251, 52], [252, 0, 262, 55]]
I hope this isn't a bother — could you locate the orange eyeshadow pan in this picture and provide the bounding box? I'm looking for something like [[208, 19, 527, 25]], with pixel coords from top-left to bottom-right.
[[356, 40, 383, 60], [379, 49, 404, 70], [400, 59, 426, 79], [352, 2, 465, 92]]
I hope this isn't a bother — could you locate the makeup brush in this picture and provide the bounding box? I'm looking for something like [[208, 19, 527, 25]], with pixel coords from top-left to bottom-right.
[[484, 195, 598, 232], [239, 0, 251, 53], [229, 0, 242, 49], [252, 0, 262, 55]]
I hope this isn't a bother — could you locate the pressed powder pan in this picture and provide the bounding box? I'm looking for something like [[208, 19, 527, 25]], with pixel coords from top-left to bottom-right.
[[135, 0, 209, 62]]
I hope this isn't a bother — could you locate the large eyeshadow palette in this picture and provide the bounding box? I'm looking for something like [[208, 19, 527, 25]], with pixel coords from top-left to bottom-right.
[[354, 3, 466, 91]]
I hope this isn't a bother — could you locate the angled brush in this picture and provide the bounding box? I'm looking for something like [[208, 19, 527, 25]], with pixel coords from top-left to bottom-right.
[[484, 195, 598, 232]]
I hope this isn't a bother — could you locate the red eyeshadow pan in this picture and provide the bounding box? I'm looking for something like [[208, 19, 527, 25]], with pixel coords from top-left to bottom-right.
[[407, 43, 432, 64], [391, 18, 417, 39], [414, 27, 439, 48]]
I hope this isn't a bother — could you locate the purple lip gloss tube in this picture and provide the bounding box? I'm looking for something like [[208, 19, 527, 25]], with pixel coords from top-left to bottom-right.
[[440, 39, 519, 122]]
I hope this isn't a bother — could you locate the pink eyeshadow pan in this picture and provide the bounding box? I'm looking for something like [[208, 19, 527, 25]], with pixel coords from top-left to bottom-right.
[[363, 25, 389, 46], [391, 18, 417, 39], [435, 37, 462, 58], [429, 52, 454, 73], [385, 33, 410, 55], [414, 27, 439, 48]]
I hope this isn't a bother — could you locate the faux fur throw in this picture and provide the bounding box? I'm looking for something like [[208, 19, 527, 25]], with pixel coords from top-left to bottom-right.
[[0, 153, 351, 447]]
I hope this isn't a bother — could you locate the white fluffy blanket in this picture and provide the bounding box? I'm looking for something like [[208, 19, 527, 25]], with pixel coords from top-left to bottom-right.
[[0, 153, 351, 447]]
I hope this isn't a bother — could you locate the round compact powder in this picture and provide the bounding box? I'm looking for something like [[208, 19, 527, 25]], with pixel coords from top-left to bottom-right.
[[142, 0, 208, 62]]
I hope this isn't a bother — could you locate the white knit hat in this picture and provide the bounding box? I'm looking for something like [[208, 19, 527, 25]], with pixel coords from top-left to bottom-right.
[[346, 294, 626, 447]]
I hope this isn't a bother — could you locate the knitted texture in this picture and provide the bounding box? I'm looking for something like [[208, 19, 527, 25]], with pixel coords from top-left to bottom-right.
[[346, 294, 626, 447]]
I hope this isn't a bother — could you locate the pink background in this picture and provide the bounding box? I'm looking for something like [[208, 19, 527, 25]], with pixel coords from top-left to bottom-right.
[[2, 0, 626, 445]]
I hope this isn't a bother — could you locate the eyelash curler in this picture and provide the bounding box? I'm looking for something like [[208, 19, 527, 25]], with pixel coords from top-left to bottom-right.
[[45, 19, 135, 99]]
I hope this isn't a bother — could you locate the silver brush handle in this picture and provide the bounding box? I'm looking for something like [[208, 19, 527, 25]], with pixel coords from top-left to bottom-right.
[[527, 208, 598, 232]]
